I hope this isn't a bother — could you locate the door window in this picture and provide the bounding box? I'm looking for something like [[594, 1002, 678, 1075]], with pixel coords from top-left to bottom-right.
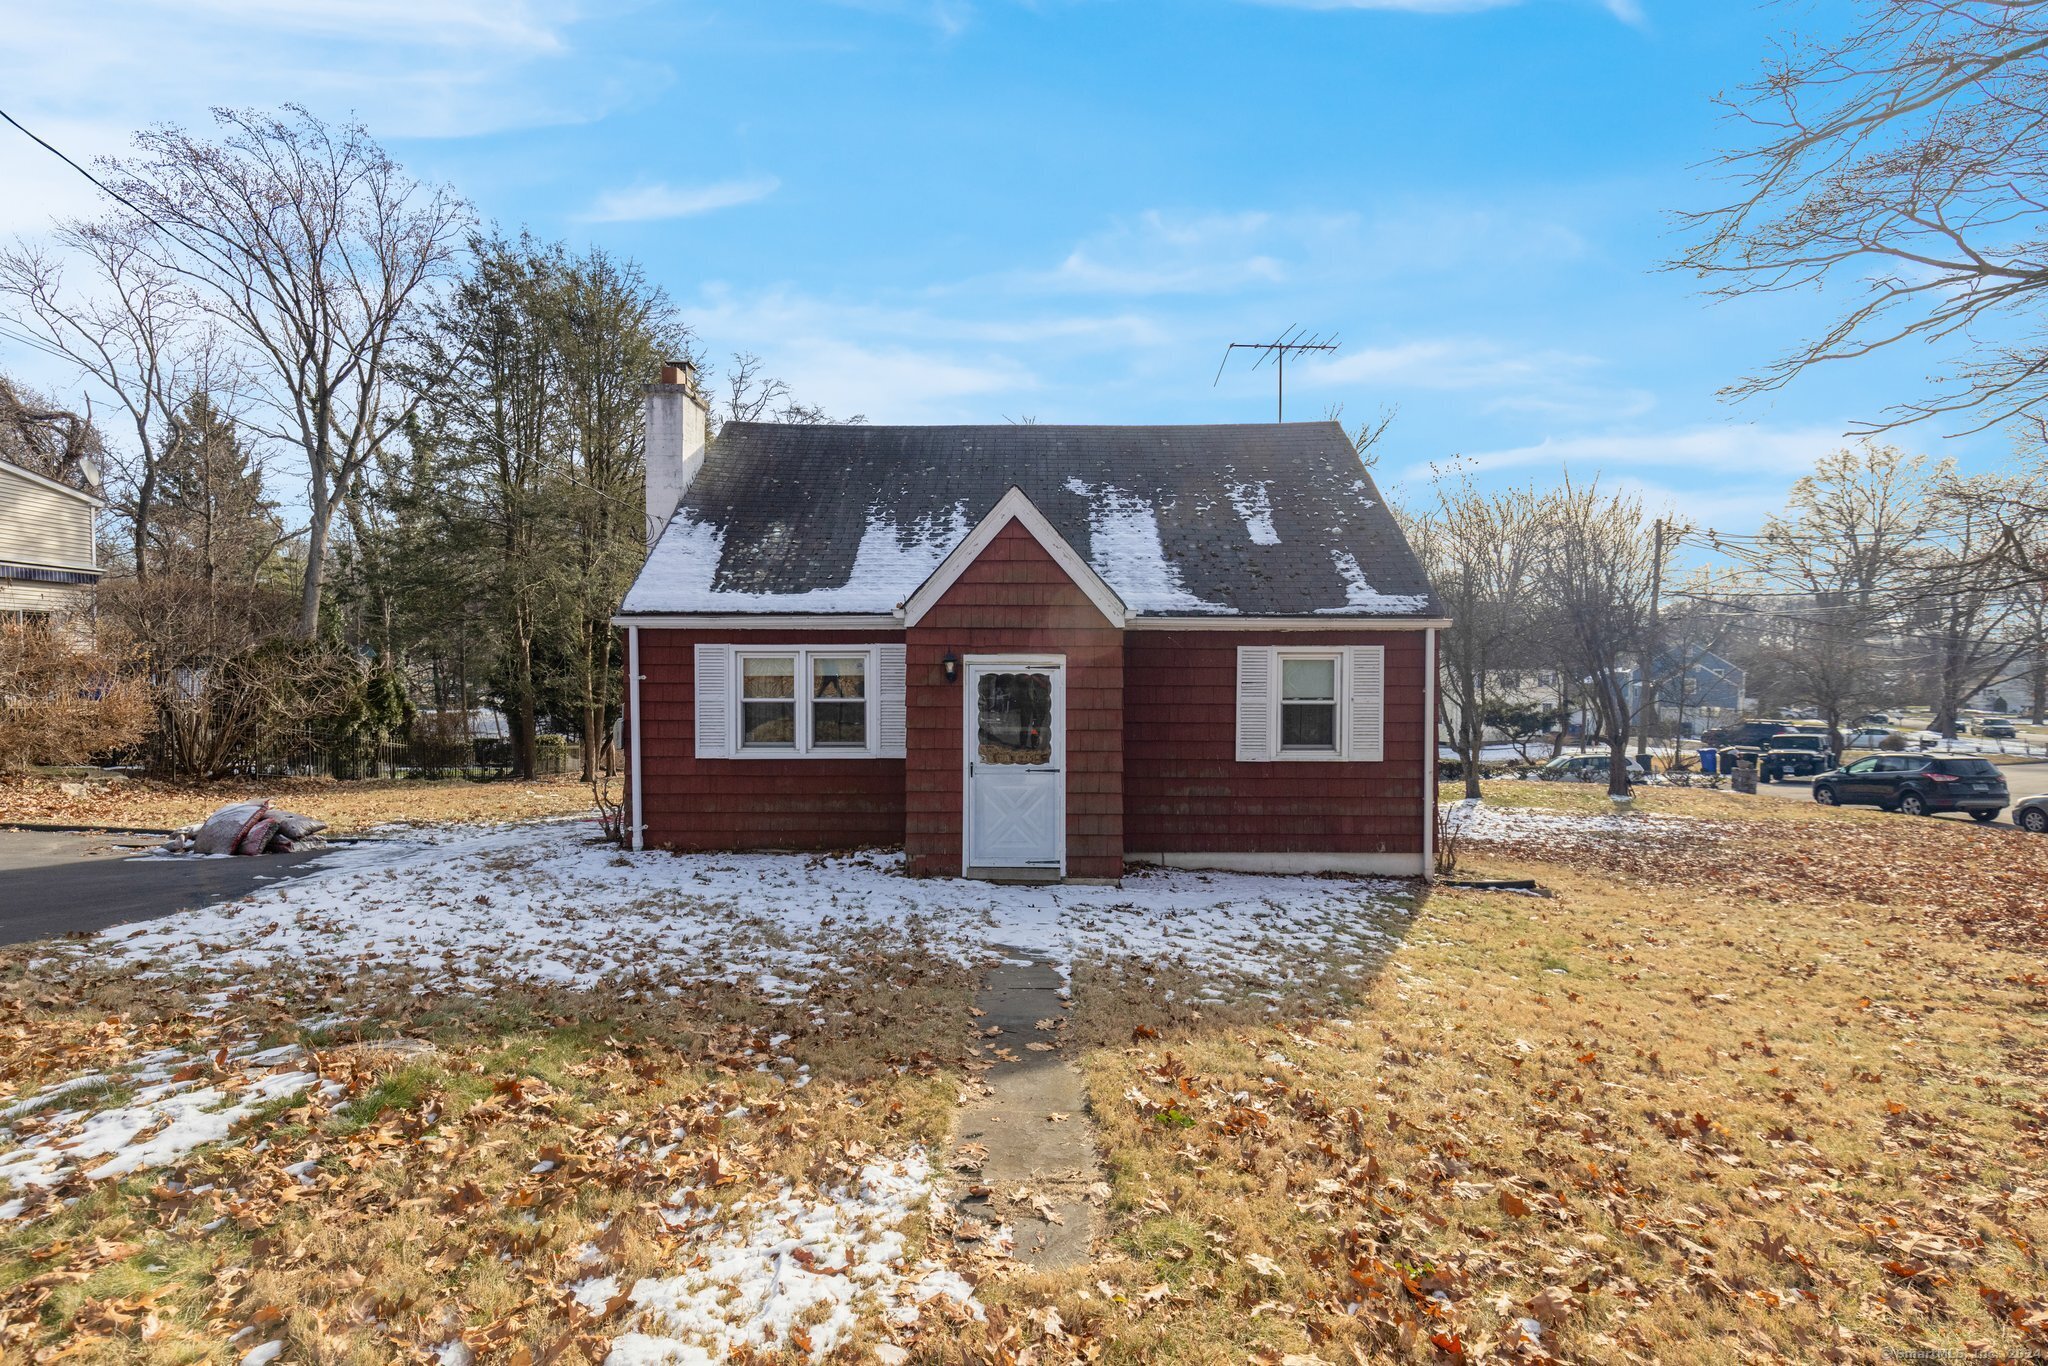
[[977, 672, 1054, 765]]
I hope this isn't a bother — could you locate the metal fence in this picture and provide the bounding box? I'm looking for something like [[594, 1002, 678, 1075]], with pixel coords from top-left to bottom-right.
[[214, 726, 586, 780]]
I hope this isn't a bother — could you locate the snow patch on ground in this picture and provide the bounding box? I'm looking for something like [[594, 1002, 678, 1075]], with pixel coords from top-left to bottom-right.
[[0, 1040, 339, 1204], [87, 825, 1410, 1006], [1442, 800, 1712, 850], [595, 1150, 976, 1364]]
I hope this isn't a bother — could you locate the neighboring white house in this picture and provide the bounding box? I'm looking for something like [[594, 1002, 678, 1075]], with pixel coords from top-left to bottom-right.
[[0, 458, 102, 623]]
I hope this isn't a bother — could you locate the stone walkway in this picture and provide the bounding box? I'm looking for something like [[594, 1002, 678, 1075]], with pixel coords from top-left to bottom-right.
[[947, 952, 1103, 1268]]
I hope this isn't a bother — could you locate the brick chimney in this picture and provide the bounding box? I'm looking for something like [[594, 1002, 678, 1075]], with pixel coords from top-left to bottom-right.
[[645, 360, 708, 547]]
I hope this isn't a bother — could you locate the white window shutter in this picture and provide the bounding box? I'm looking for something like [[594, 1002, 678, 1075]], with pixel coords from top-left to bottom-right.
[[877, 645, 907, 758], [1347, 645, 1385, 762], [1236, 646, 1273, 762], [694, 644, 731, 758]]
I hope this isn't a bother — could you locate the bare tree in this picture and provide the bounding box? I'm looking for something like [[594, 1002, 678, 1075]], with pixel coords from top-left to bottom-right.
[[0, 376, 103, 485], [1325, 402, 1397, 468], [1533, 480, 1658, 800], [715, 351, 862, 430], [97, 105, 470, 635], [1408, 475, 1543, 800], [1705, 449, 1932, 747], [1676, 1, 2048, 431], [1901, 484, 2035, 733], [0, 227, 212, 579]]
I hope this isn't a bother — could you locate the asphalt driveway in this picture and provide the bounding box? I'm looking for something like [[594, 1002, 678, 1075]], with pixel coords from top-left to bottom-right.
[[0, 829, 338, 946]]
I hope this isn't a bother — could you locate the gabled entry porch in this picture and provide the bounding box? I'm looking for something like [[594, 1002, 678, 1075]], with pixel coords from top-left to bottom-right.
[[901, 489, 1126, 883]]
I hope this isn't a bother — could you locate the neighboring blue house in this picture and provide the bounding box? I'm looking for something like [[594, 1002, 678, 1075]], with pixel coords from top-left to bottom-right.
[[1631, 648, 1747, 716]]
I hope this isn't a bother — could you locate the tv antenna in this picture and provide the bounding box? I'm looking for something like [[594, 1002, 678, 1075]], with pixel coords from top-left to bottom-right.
[[1213, 326, 1341, 422]]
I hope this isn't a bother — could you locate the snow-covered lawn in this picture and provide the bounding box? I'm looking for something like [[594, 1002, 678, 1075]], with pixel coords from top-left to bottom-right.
[[90, 823, 1413, 1007]]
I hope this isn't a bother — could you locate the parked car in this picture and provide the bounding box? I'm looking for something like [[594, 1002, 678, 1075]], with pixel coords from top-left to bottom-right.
[[1845, 727, 1897, 749], [1973, 718, 2018, 739], [1535, 754, 1647, 784], [1813, 755, 2008, 820], [1702, 719, 1812, 750], [2015, 794, 2048, 834], [1858, 712, 1892, 726], [1718, 732, 1835, 781]]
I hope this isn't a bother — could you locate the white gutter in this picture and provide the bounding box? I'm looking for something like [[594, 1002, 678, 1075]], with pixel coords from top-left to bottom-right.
[[1423, 626, 1437, 881], [628, 625, 645, 852]]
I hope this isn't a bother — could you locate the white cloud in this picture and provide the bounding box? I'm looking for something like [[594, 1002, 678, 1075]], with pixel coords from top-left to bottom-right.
[[769, 337, 1035, 421], [1021, 210, 1349, 297], [818, 0, 975, 34], [1284, 336, 1652, 424], [1430, 423, 1849, 481], [0, 0, 646, 154], [1246, 0, 1646, 21], [1306, 338, 1596, 391], [582, 177, 783, 224], [1248, 0, 1518, 10]]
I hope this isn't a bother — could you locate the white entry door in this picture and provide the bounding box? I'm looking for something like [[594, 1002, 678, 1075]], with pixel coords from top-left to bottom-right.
[[965, 660, 1065, 872]]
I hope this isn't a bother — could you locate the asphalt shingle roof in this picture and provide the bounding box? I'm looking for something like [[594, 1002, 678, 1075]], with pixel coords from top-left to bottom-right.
[[619, 421, 1441, 619]]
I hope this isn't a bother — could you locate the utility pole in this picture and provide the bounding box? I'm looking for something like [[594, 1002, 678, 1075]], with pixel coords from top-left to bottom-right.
[[1636, 518, 1666, 765], [1213, 326, 1341, 421]]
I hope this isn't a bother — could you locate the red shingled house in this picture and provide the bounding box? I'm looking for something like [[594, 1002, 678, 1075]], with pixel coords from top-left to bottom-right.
[[615, 363, 1445, 882]]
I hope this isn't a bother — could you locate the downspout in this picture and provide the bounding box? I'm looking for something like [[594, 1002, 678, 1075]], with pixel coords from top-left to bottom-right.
[[1423, 626, 1438, 881], [628, 625, 645, 852]]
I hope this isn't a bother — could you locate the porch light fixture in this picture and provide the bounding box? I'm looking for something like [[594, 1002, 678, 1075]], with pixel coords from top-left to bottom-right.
[[942, 652, 959, 684]]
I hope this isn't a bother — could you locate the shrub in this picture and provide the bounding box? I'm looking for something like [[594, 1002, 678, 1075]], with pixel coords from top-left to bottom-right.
[[0, 622, 150, 770]]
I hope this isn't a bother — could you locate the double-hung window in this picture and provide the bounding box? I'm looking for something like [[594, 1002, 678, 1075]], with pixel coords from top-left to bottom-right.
[[739, 655, 799, 749], [1278, 655, 1340, 754], [1235, 645, 1385, 763], [696, 644, 906, 759], [808, 655, 869, 749]]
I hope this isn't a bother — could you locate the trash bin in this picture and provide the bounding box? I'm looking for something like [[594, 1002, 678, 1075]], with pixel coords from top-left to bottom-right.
[[1698, 746, 1719, 776]]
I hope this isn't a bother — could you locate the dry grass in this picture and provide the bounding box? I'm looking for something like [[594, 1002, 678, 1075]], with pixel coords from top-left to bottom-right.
[[1026, 790, 2048, 1362], [0, 949, 979, 1362], [0, 773, 595, 834], [4, 787, 2046, 1361]]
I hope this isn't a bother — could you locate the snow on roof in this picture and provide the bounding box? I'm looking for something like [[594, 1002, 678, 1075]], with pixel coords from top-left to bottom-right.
[[1227, 480, 1280, 546], [621, 506, 969, 616], [1063, 477, 1230, 614], [1321, 549, 1436, 616], [618, 423, 1441, 619]]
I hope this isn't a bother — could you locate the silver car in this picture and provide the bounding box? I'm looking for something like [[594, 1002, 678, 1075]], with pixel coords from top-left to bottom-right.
[[2016, 794, 2048, 834]]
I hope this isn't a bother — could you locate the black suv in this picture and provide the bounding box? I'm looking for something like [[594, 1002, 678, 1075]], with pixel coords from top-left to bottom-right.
[[1813, 755, 2009, 820], [1755, 733, 1834, 782], [1704, 720, 1809, 749]]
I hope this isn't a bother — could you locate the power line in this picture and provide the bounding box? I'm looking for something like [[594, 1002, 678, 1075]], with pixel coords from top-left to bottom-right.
[[0, 106, 211, 262], [0, 108, 139, 218]]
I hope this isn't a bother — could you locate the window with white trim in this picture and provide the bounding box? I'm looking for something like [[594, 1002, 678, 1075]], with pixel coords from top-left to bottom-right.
[[696, 644, 906, 759], [1236, 645, 1384, 763], [1278, 654, 1339, 753]]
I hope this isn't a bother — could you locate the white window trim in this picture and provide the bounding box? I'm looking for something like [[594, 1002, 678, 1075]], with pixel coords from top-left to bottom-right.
[[1237, 644, 1385, 763], [1271, 648, 1348, 762], [728, 645, 883, 759]]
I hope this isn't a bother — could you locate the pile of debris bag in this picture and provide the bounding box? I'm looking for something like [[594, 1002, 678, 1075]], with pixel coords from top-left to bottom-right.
[[165, 801, 329, 855]]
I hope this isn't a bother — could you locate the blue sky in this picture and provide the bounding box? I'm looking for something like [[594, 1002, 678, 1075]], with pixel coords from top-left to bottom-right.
[[0, 0, 1999, 532]]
